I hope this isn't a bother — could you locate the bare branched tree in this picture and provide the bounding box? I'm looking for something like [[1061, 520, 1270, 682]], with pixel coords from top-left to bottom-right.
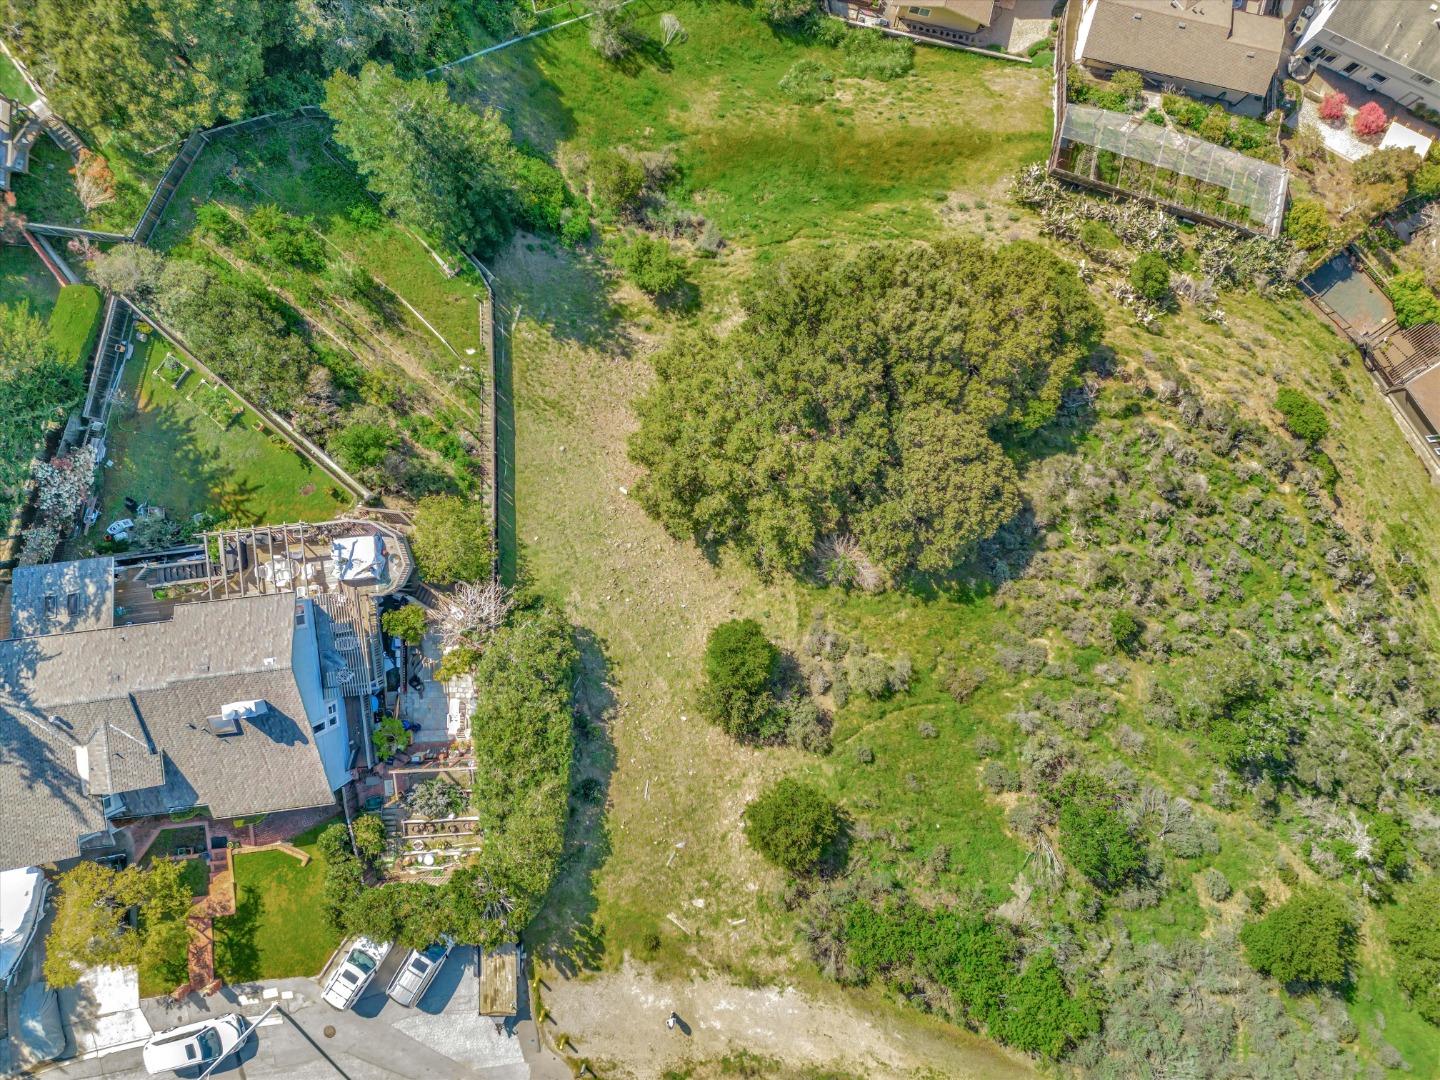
[[436, 579, 513, 652]]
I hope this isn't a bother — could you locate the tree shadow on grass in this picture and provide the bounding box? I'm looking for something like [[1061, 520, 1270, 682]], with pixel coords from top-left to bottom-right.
[[213, 884, 262, 984], [527, 624, 618, 978]]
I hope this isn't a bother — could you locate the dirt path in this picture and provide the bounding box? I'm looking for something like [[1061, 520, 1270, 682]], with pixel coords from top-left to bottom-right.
[[541, 961, 1033, 1079]]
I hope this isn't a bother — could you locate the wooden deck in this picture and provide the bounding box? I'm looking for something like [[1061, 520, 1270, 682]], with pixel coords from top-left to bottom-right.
[[480, 944, 518, 1017]]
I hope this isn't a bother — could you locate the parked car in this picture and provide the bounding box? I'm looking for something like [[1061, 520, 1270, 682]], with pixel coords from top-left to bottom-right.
[[142, 1014, 247, 1075], [322, 937, 391, 1010], [387, 938, 453, 1007]]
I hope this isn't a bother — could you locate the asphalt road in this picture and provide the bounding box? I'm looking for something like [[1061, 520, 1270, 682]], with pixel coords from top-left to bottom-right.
[[36, 949, 529, 1080]]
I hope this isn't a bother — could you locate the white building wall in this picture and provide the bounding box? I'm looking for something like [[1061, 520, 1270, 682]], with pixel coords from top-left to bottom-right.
[[1296, 0, 1440, 114], [291, 598, 352, 791]]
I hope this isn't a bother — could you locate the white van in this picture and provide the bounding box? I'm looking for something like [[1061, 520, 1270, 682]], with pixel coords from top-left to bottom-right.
[[142, 1014, 247, 1075]]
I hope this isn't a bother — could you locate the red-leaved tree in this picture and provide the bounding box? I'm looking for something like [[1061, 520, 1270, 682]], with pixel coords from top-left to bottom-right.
[[1352, 101, 1388, 138], [1318, 91, 1348, 123]]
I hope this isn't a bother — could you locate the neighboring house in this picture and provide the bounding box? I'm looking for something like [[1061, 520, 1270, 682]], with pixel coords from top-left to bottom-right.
[[888, 0, 996, 39], [1074, 0, 1286, 107], [0, 568, 364, 874], [0, 95, 42, 192], [1295, 0, 1440, 116]]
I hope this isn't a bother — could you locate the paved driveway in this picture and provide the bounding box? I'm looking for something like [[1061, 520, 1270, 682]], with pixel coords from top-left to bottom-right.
[[36, 949, 530, 1080]]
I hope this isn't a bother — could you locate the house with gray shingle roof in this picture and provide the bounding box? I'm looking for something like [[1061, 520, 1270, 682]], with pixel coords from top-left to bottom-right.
[[0, 586, 352, 873], [1295, 0, 1440, 116], [1074, 0, 1286, 108]]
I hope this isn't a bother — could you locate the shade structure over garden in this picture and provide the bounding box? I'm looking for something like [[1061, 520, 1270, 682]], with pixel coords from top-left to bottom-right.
[[1056, 104, 1289, 236]]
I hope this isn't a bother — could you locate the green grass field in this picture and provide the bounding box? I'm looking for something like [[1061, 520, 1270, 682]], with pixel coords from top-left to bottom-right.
[[0, 53, 29, 100], [46, 283, 103, 367], [10, 136, 86, 226], [90, 334, 350, 532], [215, 818, 344, 982], [448, 0, 1052, 253], [0, 243, 61, 317]]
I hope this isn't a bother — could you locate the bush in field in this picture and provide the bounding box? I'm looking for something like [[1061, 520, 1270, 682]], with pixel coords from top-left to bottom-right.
[[1318, 90, 1348, 123], [407, 776, 468, 819], [1285, 198, 1332, 254], [763, 0, 816, 24], [1129, 252, 1171, 303], [411, 495, 493, 584], [1351, 101, 1387, 138], [779, 59, 835, 104], [381, 602, 428, 646], [329, 421, 397, 477], [588, 149, 647, 217], [1389, 271, 1440, 329], [1201, 868, 1232, 902], [1051, 773, 1146, 892], [1078, 220, 1120, 255], [589, 0, 641, 60], [609, 234, 689, 297], [1109, 609, 1141, 652], [743, 778, 840, 874], [839, 28, 913, 81], [1241, 886, 1356, 988], [1389, 878, 1440, 1024], [1110, 69, 1143, 109], [699, 619, 780, 741], [1274, 388, 1329, 444]]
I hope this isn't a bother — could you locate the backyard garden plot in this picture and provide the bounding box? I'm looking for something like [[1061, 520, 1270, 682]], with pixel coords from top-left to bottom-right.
[[87, 334, 349, 538]]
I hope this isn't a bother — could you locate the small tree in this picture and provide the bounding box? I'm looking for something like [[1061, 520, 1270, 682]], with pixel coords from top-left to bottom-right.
[[1351, 101, 1387, 138], [72, 149, 116, 212], [382, 602, 428, 646], [611, 234, 689, 297], [1285, 198, 1333, 254], [1240, 886, 1356, 988], [589, 0, 638, 60], [698, 619, 780, 741], [1318, 90, 1348, 123], [1390, 878, 1440, 1024], [743, 779, 840, 874], [588, 150, 647, 217], [1274, 388, 1329, 444], [435, 579, 514, 652], [352, 813, 389, 860], [411, 495, 493, 584], [1129, 252, 1171, 304], [1110, 69, 1144, 109]]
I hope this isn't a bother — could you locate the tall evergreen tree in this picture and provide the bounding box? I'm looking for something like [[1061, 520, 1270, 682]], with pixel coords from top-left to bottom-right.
[[323, 62, 521, 257]]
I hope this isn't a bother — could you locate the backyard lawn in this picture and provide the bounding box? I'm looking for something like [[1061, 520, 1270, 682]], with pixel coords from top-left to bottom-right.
[[89, 334, 351, 536], [0, 52, 29, 100], [214, 818, 343, 982], [0, 243, 60, 317]]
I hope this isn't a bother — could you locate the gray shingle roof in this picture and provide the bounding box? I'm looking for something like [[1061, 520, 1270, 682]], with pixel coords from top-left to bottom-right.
[[0, 593, 335, 871], [1323, 0, 1440, 83], [9, 557, 115, 637], [1079, 0, 1284, 99]]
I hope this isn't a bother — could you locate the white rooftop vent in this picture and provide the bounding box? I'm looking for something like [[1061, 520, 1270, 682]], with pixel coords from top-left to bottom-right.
[[210, 699, 269, 734]]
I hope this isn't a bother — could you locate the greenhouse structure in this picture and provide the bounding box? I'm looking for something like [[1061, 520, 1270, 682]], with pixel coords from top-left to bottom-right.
[[1052, 104, 1289, 237]]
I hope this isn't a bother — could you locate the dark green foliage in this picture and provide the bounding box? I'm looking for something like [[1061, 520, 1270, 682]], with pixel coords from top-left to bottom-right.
[[1066, 69, 1132, 113], [1108, 70, 1143, 109], [629, 239, 1101, 579], [1240, 886, 1356, 988], [1274, 388, 1329, 444], [351, 813, 387, 860], [510, 151, 582, 237], [609, 235, 689, 297], [410, 494, 493, 584], [329, 421, 398, 477], [324, 63, 524, 257], [1077, 220, 1119, 254], [1052, 773, 1147, 892], [831, 894, 1097, 1058], [742, 779, 839, 874], [1389, 271, 1440, 329], [381, 603, 428, 647], [1109, 609, 1140, 652], [247, 204, 328, 272], [699, 619, 780, 741], [466, 599, 576, 943], [1128, 252, 1171, 303], [1389, 878, 1440, 1024], [1413, 162, 1440, 199]]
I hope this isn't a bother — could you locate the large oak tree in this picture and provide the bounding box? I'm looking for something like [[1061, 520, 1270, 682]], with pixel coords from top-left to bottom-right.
[[628, 238, 1102, 580]]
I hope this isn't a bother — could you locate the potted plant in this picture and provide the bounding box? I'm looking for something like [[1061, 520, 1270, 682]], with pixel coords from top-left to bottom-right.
[[371, 714, 412, 761]]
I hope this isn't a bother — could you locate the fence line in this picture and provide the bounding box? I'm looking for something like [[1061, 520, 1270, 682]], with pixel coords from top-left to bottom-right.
[[425, 0, 640, 74], [128, 302, 373, 505]]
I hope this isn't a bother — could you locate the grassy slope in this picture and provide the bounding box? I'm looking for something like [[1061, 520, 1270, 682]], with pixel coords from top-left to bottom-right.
[[473, 14, 1440, 1077], [89, 334, 350, 532], [215, 818, 343, 982], [0, 244, 61, 317], [46, 283, 103, 367]]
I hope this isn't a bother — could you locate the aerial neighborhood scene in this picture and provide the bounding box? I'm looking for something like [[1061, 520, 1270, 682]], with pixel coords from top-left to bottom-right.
[[2, 0, 1440, 1076]]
